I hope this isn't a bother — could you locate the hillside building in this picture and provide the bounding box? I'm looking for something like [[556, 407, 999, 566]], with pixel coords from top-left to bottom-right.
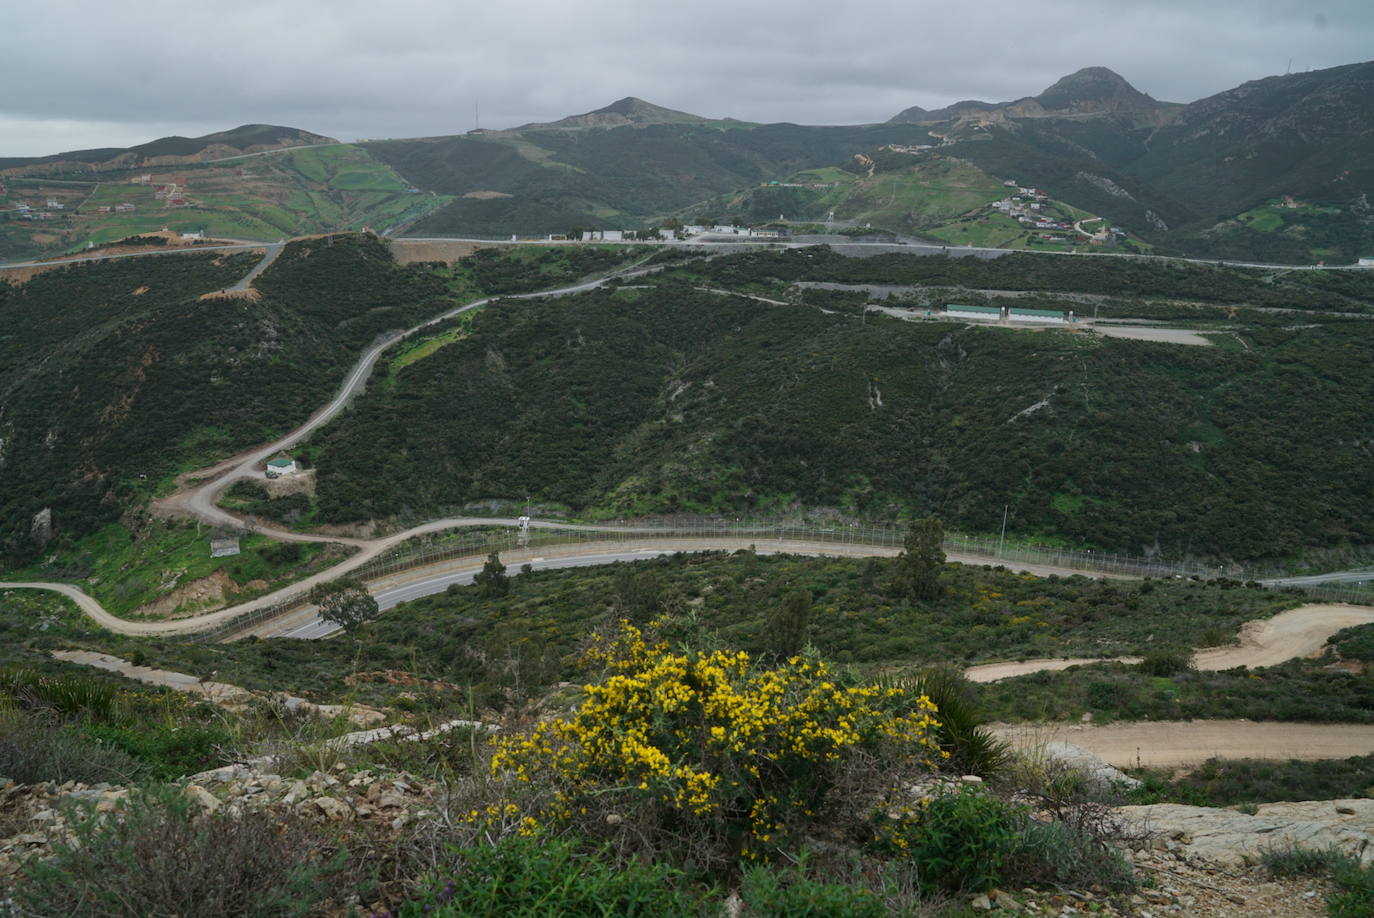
[[1008, 307, 1068, 324], [209, 536, 241, 558], [265, 457, 297, 478], [947, 304, 1002, 321]]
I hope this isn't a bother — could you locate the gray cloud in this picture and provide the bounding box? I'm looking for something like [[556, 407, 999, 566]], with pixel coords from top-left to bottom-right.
[[2, 0, 1371, 154]]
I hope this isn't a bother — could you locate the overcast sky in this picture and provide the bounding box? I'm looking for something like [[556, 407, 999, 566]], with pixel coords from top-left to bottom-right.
[[1, 0, 1370, 156]]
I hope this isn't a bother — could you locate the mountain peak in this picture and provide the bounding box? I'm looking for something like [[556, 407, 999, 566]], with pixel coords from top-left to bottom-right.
[[1034, 67, 1155, 112], [518, 97, 715, 131]]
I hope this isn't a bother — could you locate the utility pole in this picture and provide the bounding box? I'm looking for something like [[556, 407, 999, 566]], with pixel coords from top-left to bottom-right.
[[997, 505, 1008, 559]]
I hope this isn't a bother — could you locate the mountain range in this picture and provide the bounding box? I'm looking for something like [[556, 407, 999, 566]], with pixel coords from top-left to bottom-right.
[[888, 66, 1180, 125], [2, 62, 1371, 263]]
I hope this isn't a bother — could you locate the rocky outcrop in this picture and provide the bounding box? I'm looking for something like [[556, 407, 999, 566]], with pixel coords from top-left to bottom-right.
[[1040, 741, 1143, 790], [1121, 799, 1374, 867]]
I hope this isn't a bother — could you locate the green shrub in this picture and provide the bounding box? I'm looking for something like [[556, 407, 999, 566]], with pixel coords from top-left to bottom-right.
[[0, 667, 117, 719], [1131, 754, 1374, 807], [398, 836, 705, 917], [1261, 844, 1353, 878], [0, 720, 147, 784], [1330, 859, 1374, 918], [1006, 818, 1135, 891], [1137, 652, 1193, 677], [876, 787, 1021, 893], [13, 785, 346, 918], [1333, 624, 1374, 663], [739, 863, 887, 918], [79, 722, 231, 779], [1261, 845, 1374, 918]]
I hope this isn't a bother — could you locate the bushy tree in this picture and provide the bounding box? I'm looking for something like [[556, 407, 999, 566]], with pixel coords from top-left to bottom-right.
[[308, 578, 377, 634], [612, 567, 667, 623], [766, 590, 812, 660], [474, 551, 509, 597], [899, 516, 946, 601]]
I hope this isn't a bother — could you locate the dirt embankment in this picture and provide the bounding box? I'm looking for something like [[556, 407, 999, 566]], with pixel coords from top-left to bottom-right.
[[389, 239, 494, 265]]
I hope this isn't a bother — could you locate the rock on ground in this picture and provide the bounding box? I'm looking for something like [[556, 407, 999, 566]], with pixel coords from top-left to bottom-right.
[[1120, 799, 1374, 867]]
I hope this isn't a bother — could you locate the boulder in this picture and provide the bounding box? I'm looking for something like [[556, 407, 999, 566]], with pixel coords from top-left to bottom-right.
[[1039, 742, 1142, 790], [183, 784, 220, 812], [312, 796, 354, 822]]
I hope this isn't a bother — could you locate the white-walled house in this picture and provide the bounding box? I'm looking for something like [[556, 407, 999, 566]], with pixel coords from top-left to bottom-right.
[[265, 457, 297, 478]]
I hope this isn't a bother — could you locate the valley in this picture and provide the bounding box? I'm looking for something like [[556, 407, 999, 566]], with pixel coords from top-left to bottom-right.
[[3, 229, 1372, 916], [7, 4, 1374, 907]]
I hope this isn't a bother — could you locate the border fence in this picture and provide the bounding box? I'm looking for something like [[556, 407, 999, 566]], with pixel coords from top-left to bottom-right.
[[186, 517, 1373, 642]]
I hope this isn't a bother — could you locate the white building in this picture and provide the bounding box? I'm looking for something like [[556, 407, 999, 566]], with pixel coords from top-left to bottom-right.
[[947, 304, 1002, 321], [1008, 307, 1067, 325], [265, 457, 297, 478], [1358, 256, 1374, 267]]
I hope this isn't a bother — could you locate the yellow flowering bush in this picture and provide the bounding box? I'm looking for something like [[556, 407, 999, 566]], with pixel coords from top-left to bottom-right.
[[491, 624, 944, 861]]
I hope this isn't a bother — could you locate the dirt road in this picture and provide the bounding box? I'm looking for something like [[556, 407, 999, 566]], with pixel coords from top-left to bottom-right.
[[965, 603, 1374, 682], [1192, 604, 1374, 669], [994, 721, 1374, 767]]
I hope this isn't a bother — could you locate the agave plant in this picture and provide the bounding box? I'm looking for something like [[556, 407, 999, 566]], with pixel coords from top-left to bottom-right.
[[876, 666, 1009, 779]]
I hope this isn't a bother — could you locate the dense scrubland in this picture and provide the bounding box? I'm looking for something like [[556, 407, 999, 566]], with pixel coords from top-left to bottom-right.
[[0, 237, 642, 568], [308, 271, 1374, 561]]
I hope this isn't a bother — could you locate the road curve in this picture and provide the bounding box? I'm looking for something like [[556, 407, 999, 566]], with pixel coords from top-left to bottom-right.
[[154, 264, 652, 534], [2, 533, 1131, 638], [227, 242, 284, 292]]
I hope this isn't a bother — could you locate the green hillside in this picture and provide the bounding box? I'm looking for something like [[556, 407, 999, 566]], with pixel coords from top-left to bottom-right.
[[939, 63, 1374, 263], [304, 262, 1374, 562], [0, 236, 451, 562], [0, 237, 650, 564], [363, 122, 944, 234], [691, 155, 1007, 233], [0, 143, 451, 260]]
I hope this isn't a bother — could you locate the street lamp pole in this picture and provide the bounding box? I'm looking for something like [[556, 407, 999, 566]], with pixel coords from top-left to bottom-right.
[[997, 505, 1008, 559]]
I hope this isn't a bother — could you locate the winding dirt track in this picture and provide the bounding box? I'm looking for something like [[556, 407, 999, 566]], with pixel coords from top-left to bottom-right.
[[964, 604, 1374, 683]]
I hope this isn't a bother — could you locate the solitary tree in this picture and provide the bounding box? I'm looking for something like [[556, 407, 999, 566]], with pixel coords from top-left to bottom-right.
[[613, 567, 668, 623], [766, 590, 813, 660], [309, 578, 378, 634], [899, 516, 946, 601], [474, 551, 510, 597]]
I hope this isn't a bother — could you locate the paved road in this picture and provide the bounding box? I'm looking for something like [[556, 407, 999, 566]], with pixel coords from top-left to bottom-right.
[[394, 234, 1368, 271], [257, 539, 1129, 641], [3, 530, 1124, 638], [1263, 568, 1374, 587], [226, 242, 284, 291], [276, 547, 679, 639]]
